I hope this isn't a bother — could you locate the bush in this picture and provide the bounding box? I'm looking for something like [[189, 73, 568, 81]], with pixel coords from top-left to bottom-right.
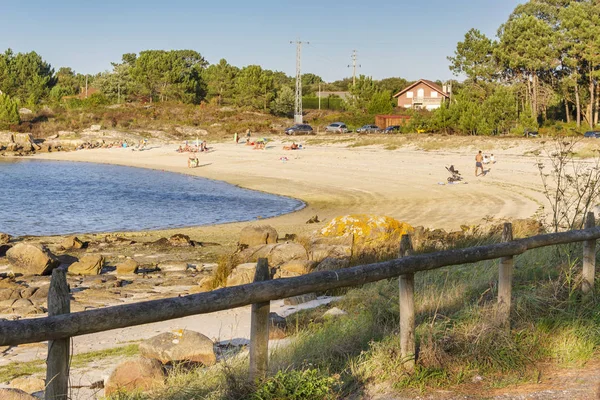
[[0, 93, 20, 128], [252, 369, 339, 400]]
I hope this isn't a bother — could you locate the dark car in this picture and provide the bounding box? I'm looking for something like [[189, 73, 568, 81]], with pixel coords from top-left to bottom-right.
[[356, 124, 381, 134], [524, 129, 539, 138], [584, 131, 600, 138], [284, 124, 314, 135], [383, 125, 401, 133]]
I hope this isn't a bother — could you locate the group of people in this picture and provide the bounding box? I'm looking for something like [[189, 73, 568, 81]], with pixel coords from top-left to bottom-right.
[[177, 140, 209, 154], [475, 151, 496, 177]]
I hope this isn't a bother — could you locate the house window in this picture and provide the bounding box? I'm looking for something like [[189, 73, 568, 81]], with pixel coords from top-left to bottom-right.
[[406, 91, 413, 98], [431, 91, 438, 98], [417, 88, 424, 98]]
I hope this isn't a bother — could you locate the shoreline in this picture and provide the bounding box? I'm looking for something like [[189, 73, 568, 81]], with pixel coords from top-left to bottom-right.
[[24, 139, 546, 244]]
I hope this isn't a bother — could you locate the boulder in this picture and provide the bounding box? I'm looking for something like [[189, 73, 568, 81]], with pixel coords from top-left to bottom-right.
[[0, 288, 21, 301], [104, 357, 164, 396], [30, 285, 49, 299], [9, 376, 45, 393], [0, 132, 14, 146], [279, 260, 315, 275], [61, 236, 84, 250], [320, 214, 413, 247], [68, 254, 104, 276], [18, 108, 33, 115], [0, 232, 10, 244], [89, 124, 102, 131], [226, 263, 257, 287], [310, 244, 352, 262], [168, 234, 193, 247], [316, 257, 350, 271], [139, 329, 216, 366], [239, 225, 278, 246], [6, 244, 60, 276], [284, 293, 317, 306], [116, 258, 139, 275], [0, 388, 37, 400], [268, 243, 308, 266], [157, 261, 188, 272], [236, 244, 277, 263]]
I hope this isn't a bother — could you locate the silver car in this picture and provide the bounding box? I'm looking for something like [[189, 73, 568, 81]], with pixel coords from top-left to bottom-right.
[[325, 122, 348, 133]]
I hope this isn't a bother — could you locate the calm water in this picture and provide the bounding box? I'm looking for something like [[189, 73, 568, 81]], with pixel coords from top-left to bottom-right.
[[0, 159, 303, 236]]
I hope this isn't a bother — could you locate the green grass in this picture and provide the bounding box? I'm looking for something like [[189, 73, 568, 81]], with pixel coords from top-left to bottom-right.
[[0, 344, 139, 382]]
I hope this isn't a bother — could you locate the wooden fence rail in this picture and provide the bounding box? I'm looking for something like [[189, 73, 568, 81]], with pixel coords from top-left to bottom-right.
[[1, 224, 600, 348]]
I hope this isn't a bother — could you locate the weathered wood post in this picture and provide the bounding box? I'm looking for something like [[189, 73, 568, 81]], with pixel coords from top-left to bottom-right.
[[497, 223, 513, 327], [45, 268, 70, 400], [583, 212, 596, 294], [249, 258, 270, 382], [398, 234, 415, 372]]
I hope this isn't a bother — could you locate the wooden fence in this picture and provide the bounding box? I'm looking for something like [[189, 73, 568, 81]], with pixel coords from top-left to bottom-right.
[[1, 215, 598, 399]]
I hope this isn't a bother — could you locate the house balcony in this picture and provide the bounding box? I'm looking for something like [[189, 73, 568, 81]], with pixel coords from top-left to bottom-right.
[[412, 97, 442, 105]]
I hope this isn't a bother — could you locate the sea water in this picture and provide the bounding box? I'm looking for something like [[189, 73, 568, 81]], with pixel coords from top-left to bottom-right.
[[0, 159, 303, 236]]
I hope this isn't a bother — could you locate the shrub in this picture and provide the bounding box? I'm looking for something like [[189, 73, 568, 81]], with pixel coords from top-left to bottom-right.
[[0, 93, 20, 128], [252, 369, 339, 400]]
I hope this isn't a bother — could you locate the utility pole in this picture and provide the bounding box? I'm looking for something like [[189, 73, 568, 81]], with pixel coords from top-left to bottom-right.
[[348, 50, 361, 87], [291, 39, 308, 124], [85, 75, 88, 99], [318, 82, 321, 110]]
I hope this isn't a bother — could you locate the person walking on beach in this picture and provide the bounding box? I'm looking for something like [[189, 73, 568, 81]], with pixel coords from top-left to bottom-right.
[[475, 150, 484, 177]]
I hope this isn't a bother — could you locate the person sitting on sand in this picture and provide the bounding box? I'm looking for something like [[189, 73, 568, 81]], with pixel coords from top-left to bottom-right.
[[291, 142, 299, 150], [490, 154, 496, 164], [177, 145, 183, 153], [483, 154, 490, 164]]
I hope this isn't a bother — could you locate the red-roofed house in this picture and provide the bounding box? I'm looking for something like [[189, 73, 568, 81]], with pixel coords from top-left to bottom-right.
[[393, 79, 450, 110]]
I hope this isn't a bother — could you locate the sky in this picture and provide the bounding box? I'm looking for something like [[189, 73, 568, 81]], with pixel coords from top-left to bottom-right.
[[0, 0, 523, 83]]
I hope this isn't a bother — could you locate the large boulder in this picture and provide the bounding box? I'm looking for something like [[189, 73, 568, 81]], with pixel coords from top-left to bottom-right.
[[139, 330, 216, 366], [60, 236, 84, 250], [104, 357, 165, 396], [9, 376, 45, 394], [0, 388, 37, 400], [68, 254, 104, 276], [226, 263, 257, 287], [6, 244, 60, 276], [0, 132, 14, 146], [116, 258, 139, 275], [268, 243, 308, 266], [320, 214, 413, 247], [279, 260, 315, 275], [239, 225, 278, 246], [168, 234, 193, 247]]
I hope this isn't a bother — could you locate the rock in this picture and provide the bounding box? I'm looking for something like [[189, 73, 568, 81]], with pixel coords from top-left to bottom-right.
[[284, 293, 317, 306], [116, 258, 139, 275], [9, 376, 45, 393], [279, 260, 315, 275], [273, 268, 301, 279], [18, 108, 33, 115], [0, 288, 21, 301], [60, 236, 84, 250], [168, 234, 193, 247], [0, 244, 11, 257], [20, 287, 38, 299], [226, 263, 257, 287], [268, 243, 308, 266], [239, 225, 278, 246], [6, 244, 60, 276], [0, 132, 14, 145], [68, 254, 104, 276], [104, 357, 164, 396], [310, 244, 352, 262], [316, 257, 350, 271], [89, 124, 102, 131], [0, 232, 10, 244], [269, 312, 287, 329], [157, 261, 188, 272], [0, 388, 38, 400], [323, 307, 347, 318], [320, 214, 413, 247], [30, 285, 49, 299], [139, 329, 216, 366]]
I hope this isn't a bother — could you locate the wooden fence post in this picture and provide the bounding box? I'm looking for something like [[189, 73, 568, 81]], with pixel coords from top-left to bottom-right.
[[249, 258, 270, 382], [583, 212, 596, 294], [497, 223, 513, 327], [398, 234, 415, 372], [45, 268, 70, 400]]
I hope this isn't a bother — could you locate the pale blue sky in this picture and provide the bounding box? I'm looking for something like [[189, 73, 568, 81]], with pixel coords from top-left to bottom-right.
[[0, 0, 522, 82]]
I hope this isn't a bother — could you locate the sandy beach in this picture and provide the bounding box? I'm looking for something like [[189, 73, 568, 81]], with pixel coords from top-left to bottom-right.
[[31, 138, 547, 241]]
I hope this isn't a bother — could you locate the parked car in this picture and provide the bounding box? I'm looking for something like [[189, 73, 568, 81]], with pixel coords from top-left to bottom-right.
[[584, 131, 600, 138], [284, 124, 314, 135], [524, 129, 539, 138], [325, 122, 349, 133], [356, 124, 381, 134], [383, 125, 401, 133]]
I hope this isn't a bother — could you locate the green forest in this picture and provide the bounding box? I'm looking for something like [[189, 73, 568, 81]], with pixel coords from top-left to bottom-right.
[[0, 0, 598, 135]]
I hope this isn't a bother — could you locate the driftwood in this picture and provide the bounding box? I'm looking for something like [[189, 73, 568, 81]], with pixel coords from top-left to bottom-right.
[[1, 227, 600, 347]]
